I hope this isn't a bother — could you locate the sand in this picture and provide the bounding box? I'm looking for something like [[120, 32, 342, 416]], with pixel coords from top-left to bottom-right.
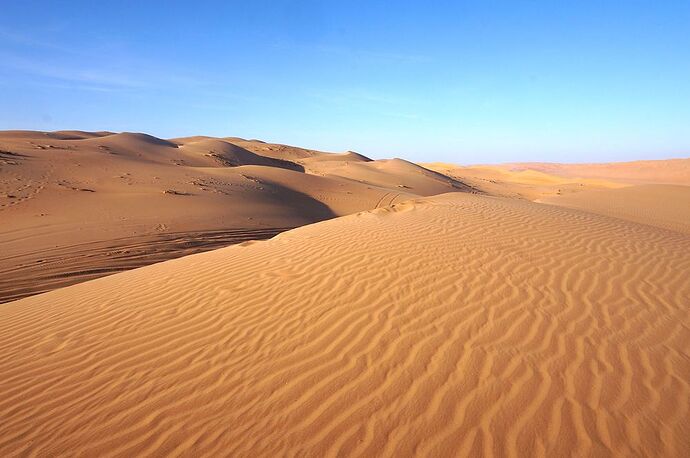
[[426, 160, 690, 237], [504, 159, 690, 185], [425, 158, 690, 201], [541, 184, 690, 235], [1, 131, 689, 456], [0, 131, 464, 302], [0, 192, 689, 456]]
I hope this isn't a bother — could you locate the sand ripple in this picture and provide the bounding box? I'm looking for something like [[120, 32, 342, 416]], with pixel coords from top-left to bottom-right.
[[0, 193, 688, 456]]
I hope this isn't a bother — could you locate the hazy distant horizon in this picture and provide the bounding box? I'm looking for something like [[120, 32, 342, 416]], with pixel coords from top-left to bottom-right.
[[1, 1, 689, 163]]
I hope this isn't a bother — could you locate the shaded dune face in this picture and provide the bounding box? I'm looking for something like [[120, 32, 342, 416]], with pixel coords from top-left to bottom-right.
[[0, 130, 467, 302], [177, 138, 304, 171], [0, 193, 688, 457]]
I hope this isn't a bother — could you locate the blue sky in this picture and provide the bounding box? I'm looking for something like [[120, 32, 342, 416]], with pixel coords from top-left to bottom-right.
[[1, 1, 688, 163]]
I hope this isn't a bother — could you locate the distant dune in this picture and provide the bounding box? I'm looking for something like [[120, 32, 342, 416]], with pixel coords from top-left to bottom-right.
[[2, 131, 689, 456], [1, 193, 687, 456], [0, 131, 467, 302], [541, 184, 690, 234], [505, 158, 690, 185], [425, 157, 690, 200]]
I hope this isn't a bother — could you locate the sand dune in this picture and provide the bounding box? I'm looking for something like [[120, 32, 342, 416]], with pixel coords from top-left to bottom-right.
[[307, 157, 474, 195], [1, 193, 688, 456], [219, 137, 327, 162], [0, 227, 293, 303], [302, 150, 372, 162], [0, 130, 463, 302], [2, 131, 688, 456], [424, 163, 622, 201], [541, 184, 690, 235], [177, 138, 304, 170], [427, 159, 690, 237], [505, 158, 690, 185], [426, 158, 690, 203]]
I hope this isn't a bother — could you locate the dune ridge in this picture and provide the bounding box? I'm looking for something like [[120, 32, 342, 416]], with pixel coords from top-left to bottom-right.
[[541, 184, 690, 235], [1, 193, 688, 456], [0, 130, 464, 302], [0, 226, 295, 303], [425, 158, 690, 200], [505, 158, 690, 185]]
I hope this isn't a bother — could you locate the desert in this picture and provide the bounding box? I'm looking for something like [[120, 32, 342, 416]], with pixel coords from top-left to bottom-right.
[[1, 130, 689, 456], [2, 1, 690, 456]]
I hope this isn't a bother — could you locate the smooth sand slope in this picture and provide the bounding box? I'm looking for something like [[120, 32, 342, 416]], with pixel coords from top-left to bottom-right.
[[426, 159, 690, 237], [0, 130, 466, 302], [505, 158, 690, 185], [425, 158, 690, 200], [1, 193, 688, 457], [541, 184, 690, 235]]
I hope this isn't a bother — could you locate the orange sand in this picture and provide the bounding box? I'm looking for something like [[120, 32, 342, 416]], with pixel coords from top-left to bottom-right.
[[1, 131, 689, 456], [1, 193, 689, 456]]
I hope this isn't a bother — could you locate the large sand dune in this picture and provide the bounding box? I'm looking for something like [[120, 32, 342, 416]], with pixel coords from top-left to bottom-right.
[[0, 131, 465, 302], [1, 193, 688, 456], [425, 158, 690, 200], [505, 158, 690, 185], [541, 184, 690, 235], [426, 159, 690, 239]]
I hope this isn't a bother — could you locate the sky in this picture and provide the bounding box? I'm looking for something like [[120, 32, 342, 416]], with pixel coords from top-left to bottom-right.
[[1, 1, 689, 164]]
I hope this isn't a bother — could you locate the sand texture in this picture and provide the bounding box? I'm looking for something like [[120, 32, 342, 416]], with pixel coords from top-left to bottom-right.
[[0, 131, 465, 302], [504, 159, 690, 185], [541, 184, 690, 235], [1, 193, 688, 457], [425, 159, 689, 201]]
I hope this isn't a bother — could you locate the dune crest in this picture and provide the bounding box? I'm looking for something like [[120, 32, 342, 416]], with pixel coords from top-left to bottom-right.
[[0, 130, 469, 302], [1, 193, 688, 456], [426, 157, 690, 201], [541, 184, 690, 235]]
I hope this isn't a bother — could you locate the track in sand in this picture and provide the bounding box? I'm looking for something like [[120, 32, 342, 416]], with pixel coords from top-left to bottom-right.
[[1, 193, 688, 456]]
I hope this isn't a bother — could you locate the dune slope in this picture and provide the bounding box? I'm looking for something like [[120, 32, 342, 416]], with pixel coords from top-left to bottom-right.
[[425, 158, 690, 200], [1, 193, 688, 457], [506, 158, 690, 185], [0, 130, 465, 302], [541, 184, 690, 235]]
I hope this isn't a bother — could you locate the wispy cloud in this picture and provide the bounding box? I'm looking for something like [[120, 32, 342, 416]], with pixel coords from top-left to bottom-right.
[[0, 52, 145, 89], [0, 25, 220, 92]]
